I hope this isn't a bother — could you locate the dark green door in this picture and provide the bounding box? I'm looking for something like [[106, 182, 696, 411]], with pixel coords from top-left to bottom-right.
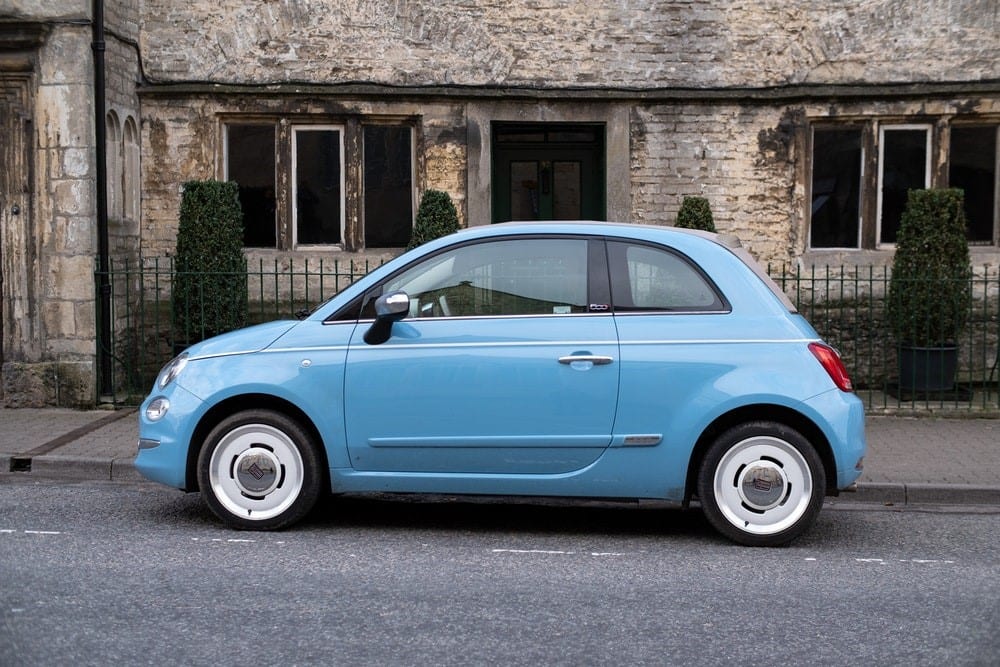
[[492, 124, 605, 223]]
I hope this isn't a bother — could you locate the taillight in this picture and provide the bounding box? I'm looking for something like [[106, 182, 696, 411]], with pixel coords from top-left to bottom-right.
[[809, 342, 853, 392]]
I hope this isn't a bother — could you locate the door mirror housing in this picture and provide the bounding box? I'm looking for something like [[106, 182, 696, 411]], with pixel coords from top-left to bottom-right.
[[363, 291, 410, 345]]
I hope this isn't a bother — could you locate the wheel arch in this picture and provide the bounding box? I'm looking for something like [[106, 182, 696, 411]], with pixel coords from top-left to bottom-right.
[[184, 393, 328, 492], [683, 404, 837, 504]]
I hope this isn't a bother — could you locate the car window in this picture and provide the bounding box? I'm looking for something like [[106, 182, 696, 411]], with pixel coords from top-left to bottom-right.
[[609, 241, 726, 312], [374, 238, 589, 318]]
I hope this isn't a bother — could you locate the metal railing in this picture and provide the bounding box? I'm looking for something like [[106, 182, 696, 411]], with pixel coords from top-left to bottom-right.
[[768, 264, 999, 413], [97, 256, 382, 403], [96, 258, 1000, 412]]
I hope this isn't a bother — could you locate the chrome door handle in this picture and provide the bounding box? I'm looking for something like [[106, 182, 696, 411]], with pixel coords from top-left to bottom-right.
[[558, 355, 614, 365]]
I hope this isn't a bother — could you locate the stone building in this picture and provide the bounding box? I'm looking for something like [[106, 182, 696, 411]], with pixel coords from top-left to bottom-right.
[[1, 0, 998, 406]]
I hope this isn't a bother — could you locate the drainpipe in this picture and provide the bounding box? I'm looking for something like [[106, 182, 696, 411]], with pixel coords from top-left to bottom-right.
[[93, 0, 112, 396]]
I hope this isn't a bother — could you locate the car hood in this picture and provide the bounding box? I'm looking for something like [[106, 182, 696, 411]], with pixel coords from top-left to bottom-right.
[[182, 320, 300, 359]]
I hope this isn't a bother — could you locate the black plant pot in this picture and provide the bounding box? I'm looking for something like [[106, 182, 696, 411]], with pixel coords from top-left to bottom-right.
[[898, 345, 959, 392]]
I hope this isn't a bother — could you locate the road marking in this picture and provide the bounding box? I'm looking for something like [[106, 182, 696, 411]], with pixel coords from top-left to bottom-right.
[[191, 537, 257, 544], [492, 548, 628, 557], [803, 557, 958, 566], [23, 530, 61, 535]]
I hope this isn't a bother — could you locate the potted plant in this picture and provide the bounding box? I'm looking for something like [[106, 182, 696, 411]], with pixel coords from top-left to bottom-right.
[[887, 188, 972, 392], [674, 195, 716, 232], [172, 180, 248, 348], [407, 189, 460, 250]]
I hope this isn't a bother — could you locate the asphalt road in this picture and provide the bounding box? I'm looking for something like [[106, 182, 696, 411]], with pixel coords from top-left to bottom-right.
[[1, 478, 998, 666]]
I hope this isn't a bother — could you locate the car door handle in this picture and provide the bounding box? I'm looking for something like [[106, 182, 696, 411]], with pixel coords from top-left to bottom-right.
[[558, 355, 614, 365]]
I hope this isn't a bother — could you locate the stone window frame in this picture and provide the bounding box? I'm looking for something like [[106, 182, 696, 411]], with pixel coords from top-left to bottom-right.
[[105, 111, 122, 220], [123, 116, 140, 222], [807, 117, 1000, 252], [221, 114, 420, 252]]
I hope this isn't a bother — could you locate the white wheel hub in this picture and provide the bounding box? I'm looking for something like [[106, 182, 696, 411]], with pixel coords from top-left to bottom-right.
[[209, 423, 304, 521], [713, 435, 813, 536]]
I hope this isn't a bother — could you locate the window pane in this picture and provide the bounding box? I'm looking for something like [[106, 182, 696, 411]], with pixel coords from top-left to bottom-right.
[[880, 128, 928, 244], [810, 129, 861, 248], [295, 128, 342, 245], [510, 161, 539, 219], [552, 161, 582, 220], [364, 126, 413, 247], [227, 125, 276, 247], [950, 126, 997, 244], [609, 242, 724, 312], [383, 239, 589, 317]]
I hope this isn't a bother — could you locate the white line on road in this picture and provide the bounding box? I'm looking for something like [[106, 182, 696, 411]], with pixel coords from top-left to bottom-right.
[[492, 548, 628, 557]]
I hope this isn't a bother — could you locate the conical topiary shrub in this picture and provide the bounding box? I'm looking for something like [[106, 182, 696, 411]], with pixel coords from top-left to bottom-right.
[[407, 189, 460, 250], [674, 195, 716, 232], [172, 180, 248, 346], [887, 188, 972, 391]]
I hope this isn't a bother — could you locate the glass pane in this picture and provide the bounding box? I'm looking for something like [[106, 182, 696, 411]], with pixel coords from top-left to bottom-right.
[[950, 126, 997, 244], [295, 128, 341, 245], [384, 239, 589, 317], [552, 161, 581, 220], [810, 129, 862, 248], [880, 129, 928, 244], [227, 124, 276, 247], [364, 126, 413, 247], [496, 131, 547, 143], [510, 161, 539, 219], [609, 242, 724, 312], [547, 129, 598, 143]]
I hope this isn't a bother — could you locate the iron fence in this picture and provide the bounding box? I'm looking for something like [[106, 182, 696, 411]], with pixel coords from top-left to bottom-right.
[[96, 258, 1000, 412], [768, 264, 1000, 413], [97, 256, 382, 403]]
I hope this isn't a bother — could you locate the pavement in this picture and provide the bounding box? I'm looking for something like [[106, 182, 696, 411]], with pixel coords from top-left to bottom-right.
[[0, 407, 998, 507]]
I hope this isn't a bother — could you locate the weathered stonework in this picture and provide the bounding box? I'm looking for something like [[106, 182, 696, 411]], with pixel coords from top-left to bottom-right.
[[1, 0, 140, 406], [137, 1, 999, 88]]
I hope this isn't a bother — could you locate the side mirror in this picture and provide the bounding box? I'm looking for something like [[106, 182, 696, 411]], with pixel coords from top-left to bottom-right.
[[363, 291, 410, 345]]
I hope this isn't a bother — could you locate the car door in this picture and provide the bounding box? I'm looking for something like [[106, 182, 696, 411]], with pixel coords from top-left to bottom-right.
[[607, 239, 733, 488], [343, 236, 619, 475]]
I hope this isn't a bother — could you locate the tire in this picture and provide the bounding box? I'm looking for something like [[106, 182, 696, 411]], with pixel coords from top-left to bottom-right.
[[197, 410, 323, 530], [697, 421, 825, 547]]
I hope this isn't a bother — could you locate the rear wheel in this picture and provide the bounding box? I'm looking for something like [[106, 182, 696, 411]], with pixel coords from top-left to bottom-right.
[[197, 410, 323, 530], [697, 421, 825, 547]]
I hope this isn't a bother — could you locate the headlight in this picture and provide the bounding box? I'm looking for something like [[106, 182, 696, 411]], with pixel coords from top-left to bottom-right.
[[157, 353, 189, 389], [145, 397, 170, 422]]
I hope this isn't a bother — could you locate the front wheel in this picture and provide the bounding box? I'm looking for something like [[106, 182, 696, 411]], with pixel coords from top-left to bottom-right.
[[197, 410, 323, 530], [697, 422, 825, 547]]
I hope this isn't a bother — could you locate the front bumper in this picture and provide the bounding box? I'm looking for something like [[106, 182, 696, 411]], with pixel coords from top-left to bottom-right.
[[134, 383, 205, 490]]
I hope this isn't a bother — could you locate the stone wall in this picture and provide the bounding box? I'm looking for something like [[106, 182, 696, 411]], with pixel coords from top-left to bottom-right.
[[137, 0, 998, 88], [0, 0, 143, 406]]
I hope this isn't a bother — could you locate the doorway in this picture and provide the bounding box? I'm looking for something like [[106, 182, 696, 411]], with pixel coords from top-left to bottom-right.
[[491, 123, 605, 223]]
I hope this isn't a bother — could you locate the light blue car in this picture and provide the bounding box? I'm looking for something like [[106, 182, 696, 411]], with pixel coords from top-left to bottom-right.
[[137, 222, 865, 546]]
